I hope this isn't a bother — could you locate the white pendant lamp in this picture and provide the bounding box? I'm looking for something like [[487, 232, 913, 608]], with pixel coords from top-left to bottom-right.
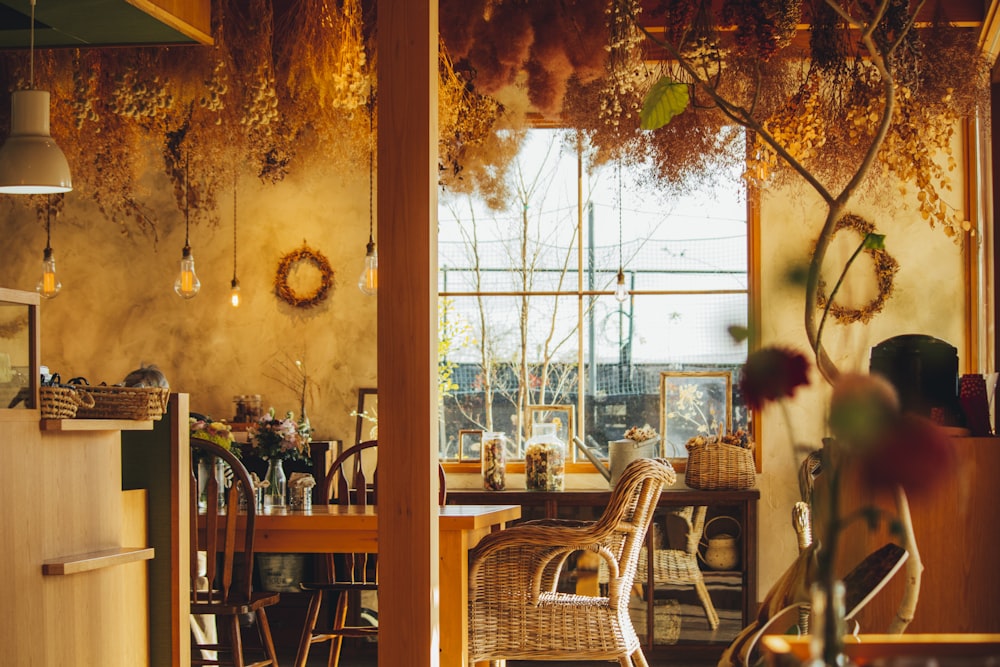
[[0, 91, 72, 194], [0, 0, 72, 195]]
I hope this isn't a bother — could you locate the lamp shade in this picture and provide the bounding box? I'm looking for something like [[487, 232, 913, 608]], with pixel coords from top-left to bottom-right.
[[0, 90, 72, 194]]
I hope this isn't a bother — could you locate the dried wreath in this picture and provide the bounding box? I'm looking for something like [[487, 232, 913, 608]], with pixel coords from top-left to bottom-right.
[[274, 244, 334, 308], [815, 214, 899, 325]]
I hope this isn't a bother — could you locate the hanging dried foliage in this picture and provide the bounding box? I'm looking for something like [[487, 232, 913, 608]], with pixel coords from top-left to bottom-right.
[[274, 0, 372, 172], [438, 41, 518, 208], [439, 0, 608, 118]]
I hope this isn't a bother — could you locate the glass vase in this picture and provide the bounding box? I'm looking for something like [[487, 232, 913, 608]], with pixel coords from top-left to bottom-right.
[[197, 457, 226, 510], [524, 422, 566, 491], [481, 431, 508, 491], [807, 579, 850, 667], [264, 458, 287, 509]]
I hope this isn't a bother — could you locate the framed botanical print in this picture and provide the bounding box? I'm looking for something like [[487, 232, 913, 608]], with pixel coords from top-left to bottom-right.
[[526, 404, 575, 445], [458, 429, 483, 461], [659, 371, 732, 459]]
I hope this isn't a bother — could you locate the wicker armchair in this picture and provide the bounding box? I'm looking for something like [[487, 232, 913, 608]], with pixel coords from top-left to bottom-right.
[[598, 505, 720, 629], [468, 457, 677, 666]]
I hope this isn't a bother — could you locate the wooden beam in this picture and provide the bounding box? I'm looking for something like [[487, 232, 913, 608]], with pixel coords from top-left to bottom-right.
[[377, 0, 440, 666]]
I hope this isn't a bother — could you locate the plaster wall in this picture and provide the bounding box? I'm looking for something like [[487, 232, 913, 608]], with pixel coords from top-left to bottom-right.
[[0, 154, 378, 444], [754, 158, 970, 591]]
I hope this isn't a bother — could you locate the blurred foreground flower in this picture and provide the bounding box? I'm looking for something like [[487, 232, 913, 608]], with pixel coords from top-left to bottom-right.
[[738, 346, 810, 410], [735, 344, 955, 664]]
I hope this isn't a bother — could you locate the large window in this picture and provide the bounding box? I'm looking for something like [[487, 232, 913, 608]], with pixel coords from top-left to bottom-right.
[[437, 129, 749, 469]]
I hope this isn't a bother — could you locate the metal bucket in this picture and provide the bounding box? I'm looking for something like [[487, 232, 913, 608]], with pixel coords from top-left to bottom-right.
[[608, 437, 659, 488]]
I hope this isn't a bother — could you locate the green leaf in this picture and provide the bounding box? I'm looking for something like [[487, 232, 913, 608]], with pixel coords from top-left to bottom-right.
[[640, 77, 690, 130], [863, 233, 886, 250], [728, 325, 750, 342]]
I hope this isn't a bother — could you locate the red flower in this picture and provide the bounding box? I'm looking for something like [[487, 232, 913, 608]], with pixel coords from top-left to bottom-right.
[[859, 413, 955, 497], [738, 346, 810, 410]]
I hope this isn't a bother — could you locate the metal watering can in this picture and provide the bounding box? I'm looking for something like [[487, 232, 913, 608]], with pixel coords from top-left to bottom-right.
[[572, 435, 660, 488]]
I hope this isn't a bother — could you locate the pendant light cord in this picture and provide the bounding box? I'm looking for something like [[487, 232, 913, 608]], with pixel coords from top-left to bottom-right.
[[183, 156, 191, 248], [617, 158, 623, 272], [232, 173, 238, 280], [368, 94, 374, 246], [44, 194, 51, 251], [29, 0, 36, 88]]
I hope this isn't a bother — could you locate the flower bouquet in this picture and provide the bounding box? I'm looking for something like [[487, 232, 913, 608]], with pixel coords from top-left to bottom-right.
[[247, 408, 312, 508], [190, 416, 238, 453], [247, 408, 311, 462], [190, 415, 237, 509]]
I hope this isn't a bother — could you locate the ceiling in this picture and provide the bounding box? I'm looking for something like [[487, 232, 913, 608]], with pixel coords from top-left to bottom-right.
[[0, 0, 993, 58], [0, 0, 211, 49]]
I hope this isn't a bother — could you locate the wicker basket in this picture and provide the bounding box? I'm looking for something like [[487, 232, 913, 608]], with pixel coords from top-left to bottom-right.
[[40, 385, 96, 419], [684, 437, 756, 490], [74, 385, 169, 421]]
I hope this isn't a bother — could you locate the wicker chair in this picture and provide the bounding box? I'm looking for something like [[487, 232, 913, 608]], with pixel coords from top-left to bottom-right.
[[598, 505, 720, 629], [468, 457, 677, 666]]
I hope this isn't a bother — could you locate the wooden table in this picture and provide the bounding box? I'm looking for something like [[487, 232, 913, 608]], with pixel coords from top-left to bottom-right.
[[761, 633, 1000, 666], [202, 503, 520, 667]]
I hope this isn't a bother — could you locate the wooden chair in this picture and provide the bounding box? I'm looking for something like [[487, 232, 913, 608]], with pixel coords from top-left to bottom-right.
[[294, 440, 448, 667], [189, 437, 280, 667], [467, 457, 677, 667]]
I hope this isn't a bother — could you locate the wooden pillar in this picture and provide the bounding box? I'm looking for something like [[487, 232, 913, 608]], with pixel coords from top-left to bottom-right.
[[377, 1, 440, 666]]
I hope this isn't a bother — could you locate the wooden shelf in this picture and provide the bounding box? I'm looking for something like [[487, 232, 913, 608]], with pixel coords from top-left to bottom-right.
[[40, 419, 155, 432], [42, 547, 154, 576]]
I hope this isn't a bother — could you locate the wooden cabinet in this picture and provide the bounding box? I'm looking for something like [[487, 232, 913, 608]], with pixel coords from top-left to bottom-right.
[[836, 436, 1000, 635], [447, 487, 758, 662]]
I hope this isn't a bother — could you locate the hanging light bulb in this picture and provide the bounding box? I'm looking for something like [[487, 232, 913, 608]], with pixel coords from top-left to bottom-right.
[[614, 158, 629, 303], [0, 0, 72, 194], [175, 245, 200, 298], [359, 237, 377, 296], [358, 93, 378, 296], [230, 278, 241, 307], [36, 195, 61, 298], [174, 159, 200, 299], [614, 269, 628, 303], [229, 174, 241, 307]]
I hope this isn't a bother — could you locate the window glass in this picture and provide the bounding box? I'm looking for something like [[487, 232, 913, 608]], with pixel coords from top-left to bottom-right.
[[438, 129, 748, 465]]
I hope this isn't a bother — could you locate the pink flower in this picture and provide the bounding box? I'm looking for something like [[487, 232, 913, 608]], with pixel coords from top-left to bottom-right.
[[737, 346, 810, 410]]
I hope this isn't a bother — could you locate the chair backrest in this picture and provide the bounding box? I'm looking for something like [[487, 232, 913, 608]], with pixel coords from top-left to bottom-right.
[[319, 439, 448, 507], [592, 457, 677, 606], [663, 504, 708, 556], [317, 440, 448, 586], [189, 437, 258, 606]]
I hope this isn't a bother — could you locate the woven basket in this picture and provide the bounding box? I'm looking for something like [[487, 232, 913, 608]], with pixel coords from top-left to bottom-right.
[[74, 385, 169, 421], [685, 437, 756, 490], [40, 385, 96, 419]]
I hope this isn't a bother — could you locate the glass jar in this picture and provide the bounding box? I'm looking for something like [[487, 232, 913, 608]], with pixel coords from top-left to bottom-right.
[[481, 431, 508, 491], [524, 422, 566, 491]]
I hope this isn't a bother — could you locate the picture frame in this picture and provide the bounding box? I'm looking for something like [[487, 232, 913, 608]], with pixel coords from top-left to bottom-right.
[[354, 387, 378, 447], [526, 404, 575, 445], [457, 429, 484, 461], [659, 371, 732, 459]]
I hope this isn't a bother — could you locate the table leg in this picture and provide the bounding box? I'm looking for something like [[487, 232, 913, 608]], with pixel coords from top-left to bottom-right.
[[439, 525, 497, 667]]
